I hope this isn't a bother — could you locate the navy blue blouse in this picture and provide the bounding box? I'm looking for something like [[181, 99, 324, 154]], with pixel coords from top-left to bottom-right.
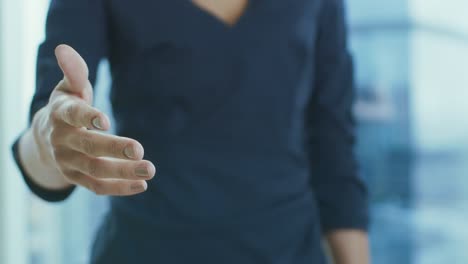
[[13, 0, 368, 263]]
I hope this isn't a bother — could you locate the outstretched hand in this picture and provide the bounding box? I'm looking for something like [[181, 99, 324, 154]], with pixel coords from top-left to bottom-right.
[[31, 44, 156, 196]]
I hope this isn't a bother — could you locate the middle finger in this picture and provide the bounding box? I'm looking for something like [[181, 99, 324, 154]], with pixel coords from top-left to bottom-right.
[[64, 151, 156, 180], [67, 128, 144, 160]]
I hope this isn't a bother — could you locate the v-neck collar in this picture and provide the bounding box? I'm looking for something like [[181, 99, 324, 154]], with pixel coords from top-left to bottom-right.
[[181, 0, 256, 31]]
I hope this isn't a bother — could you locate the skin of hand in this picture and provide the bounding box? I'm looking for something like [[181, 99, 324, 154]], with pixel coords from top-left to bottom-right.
[[19, 44, 156, 196], [325, 230, 370, 264]]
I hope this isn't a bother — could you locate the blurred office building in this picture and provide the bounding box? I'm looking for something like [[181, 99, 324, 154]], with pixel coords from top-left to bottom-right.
[[348, 0, 468, 263]]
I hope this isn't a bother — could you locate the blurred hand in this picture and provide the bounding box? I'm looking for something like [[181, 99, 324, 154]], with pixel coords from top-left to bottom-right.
[[30, 44, 155, 196]]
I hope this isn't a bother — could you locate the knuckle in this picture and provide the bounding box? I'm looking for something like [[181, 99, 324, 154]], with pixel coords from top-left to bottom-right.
[[83, 109, 95, 125], [49, 98, 67, 121], [118, 165, 129, 179], [65, 103, 77, 123], [86, 158, 100, 177], [49, 107, 62, 123], [108, 139, 120, 156], [80, 134, 95, 155], [49, 98, 63, 113]]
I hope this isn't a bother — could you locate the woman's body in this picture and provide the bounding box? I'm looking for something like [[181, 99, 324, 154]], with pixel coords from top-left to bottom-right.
[[13, 0, 369, 263]]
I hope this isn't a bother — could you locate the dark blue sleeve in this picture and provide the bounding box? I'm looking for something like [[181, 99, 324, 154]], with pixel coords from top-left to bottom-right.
[[12, 0, 109, 202], [307, 0, 369, 233]]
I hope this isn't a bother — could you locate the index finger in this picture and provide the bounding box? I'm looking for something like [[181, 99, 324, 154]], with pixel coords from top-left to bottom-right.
[[55, 98, 110, 130]]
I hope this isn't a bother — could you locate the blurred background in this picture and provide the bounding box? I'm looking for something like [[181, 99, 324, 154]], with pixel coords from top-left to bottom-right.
[[1, 0, 468, 263]]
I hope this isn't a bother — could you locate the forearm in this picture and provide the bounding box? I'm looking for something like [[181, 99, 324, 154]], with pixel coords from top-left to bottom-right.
[[324, 230, 370, 264], [18, 127, 72, 191]]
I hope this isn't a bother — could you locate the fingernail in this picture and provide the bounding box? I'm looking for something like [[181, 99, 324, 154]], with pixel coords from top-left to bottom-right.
[[135, 166, 149, 177], [130, 182, 146, 192], [124, 146, 135, 159], [92, 117, 103, 130]]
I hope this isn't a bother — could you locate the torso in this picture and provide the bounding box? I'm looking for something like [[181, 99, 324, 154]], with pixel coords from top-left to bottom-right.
[[95, 1, 327, 263]]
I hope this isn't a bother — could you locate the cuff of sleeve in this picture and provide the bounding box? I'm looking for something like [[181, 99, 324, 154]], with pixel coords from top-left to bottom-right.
[[321, 211, 369, 234], [12, 135, 75, 202], [318, 192, 369, 234]]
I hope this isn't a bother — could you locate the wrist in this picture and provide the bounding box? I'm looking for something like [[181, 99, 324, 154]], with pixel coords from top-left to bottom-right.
[[325, 230, 370, 264], [30, 108, 53, 165], [19, 127, 72, 191]]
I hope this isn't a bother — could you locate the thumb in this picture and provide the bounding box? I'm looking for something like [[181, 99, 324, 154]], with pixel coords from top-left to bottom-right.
[[55, 44, 93, 103]]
